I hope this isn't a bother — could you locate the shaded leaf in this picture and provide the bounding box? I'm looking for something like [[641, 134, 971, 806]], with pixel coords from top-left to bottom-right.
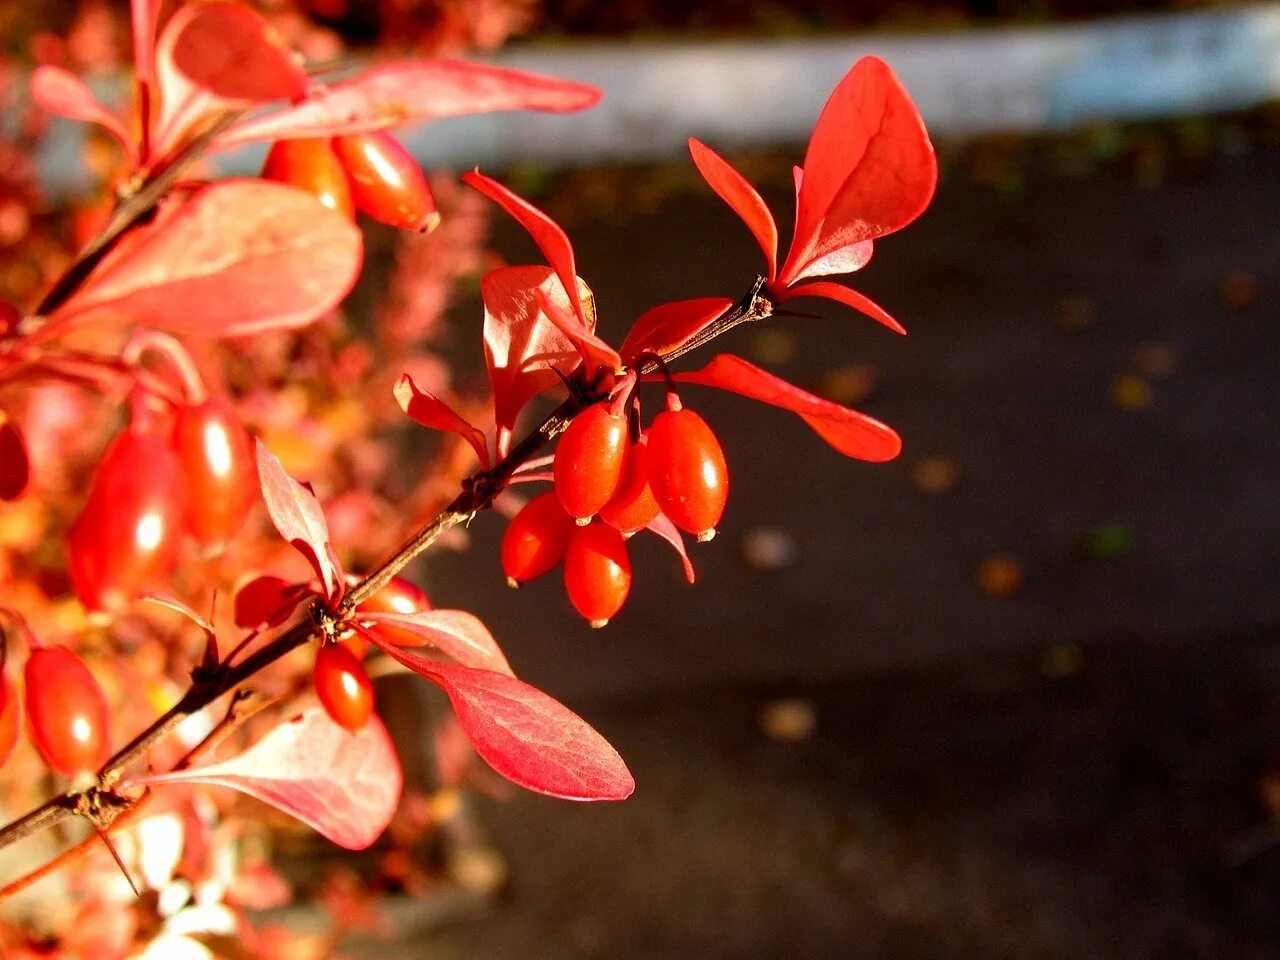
[[482, 265, 594, 456], [233, 574, 310, 629], [153, 1, 306, 156], [359, 633, 633, 801], [123, 707, 402, 850], [670, 354, 901, 462], [688, 139, 777, 279], [645, 513, 696, 584], [464, 171, 587, 325], [781, 280, 904, 334], [355, 610, 513, 676], [619, 297, 732, 363], [393, 374, 490, 469], [53, 179, 362, 337], [30, 66, 136, 164], [255, 441, 343, 603], [221, 59, 601, 148], [780, 56, 937, 287], [0, 412, 29, 501]]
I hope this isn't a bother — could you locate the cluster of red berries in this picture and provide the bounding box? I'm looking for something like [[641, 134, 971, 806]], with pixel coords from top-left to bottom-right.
[[0, 617, 110, 777], [69, 389, 255, 613], [502, 390, 727, 627], [261, 132, 438, 233]]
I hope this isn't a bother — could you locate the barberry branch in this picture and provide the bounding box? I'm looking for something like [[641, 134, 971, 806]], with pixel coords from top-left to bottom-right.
[[0, 277, 775, 876]]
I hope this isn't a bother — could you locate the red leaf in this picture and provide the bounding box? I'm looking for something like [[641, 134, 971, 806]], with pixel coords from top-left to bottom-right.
[[130, 0, 160, 86], [463, 171, 587, 326], [670, 354, 902, 462], [139, 591, 215, 638], [0, 412, 29, 501], [645, 513, 696, 584], [781, 280, 905, 335], [123, 707, 402, 850], [355, 610, 513, 676], [482, 265, 594, 456], [536, 289, 620, 377], [220, 59, 601, 148], [153, 2, 306, 157], [234, 574, 310, 629], [359, 635, 633, 801], [687, 139, 777, 279], [619, 296, 733, 363], [52, 179, 362, 337], [255, 441, 344, 603], [779, 56, 937, 287], [29, 66, 136, 165], [393, 374, 490, 469]]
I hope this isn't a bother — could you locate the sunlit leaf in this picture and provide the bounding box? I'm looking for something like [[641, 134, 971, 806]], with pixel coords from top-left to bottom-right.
[[645, 513, 696, 584], [619, 297, 732, 363], [670, 354, 901, 462], [360, 633, 633, 801], [221, 59, 601, 148], [536, 289, 620, 376], [688, 139, 777, 279], [254, 441, 343, 603], [233, 574, 310, 630], [123, 707, 402, 850], [781, 280, 904, 334], [354, 609, 513, 676], [53, 179, 362, 337], [393, 374, 490, 469], [29, 66, 136, 164]]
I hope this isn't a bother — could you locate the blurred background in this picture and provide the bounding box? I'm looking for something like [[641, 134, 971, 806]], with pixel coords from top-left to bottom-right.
[[3, 1, 1280, 958]]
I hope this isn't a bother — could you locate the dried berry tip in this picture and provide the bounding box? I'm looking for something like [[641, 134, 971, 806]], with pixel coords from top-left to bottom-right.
[[697, 528, 717, 543]]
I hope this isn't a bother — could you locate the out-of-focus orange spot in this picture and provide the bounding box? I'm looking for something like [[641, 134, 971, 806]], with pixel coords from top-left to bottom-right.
[[759, 698, 817, 742], [1110, 373, 1152, 410], [911, 456, 960, 494], [976, 553, 1024, 596], [1220, 270, 1257, 310], [1134, 343, 1177, 379], [1052, 294, 1097, 331], [814, 363, 876, 406]]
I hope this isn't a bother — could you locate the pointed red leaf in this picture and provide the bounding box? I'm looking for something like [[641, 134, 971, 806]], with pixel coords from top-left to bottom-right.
[[0, 412, 29, 501], [29, 66, 136, 164], [131, 0, 161, 86], [255, 441, 343, 603], [536, 289, 620, 377], [688, 139, 777, 280], [394, 374, 490, 469], [619, 297, 733, 364], [221, 59, 601, 148], [482, 265, 594, 456], [645, 513, 696, 584], [670, 354, 901, 462], [355, 610, 513, 676], [781, 281, 905, 334], [358, 634, 633, 801], [52, 179, 362, 337], [234, 574, 311, 630], [123, 707, 402, 850], [153, 2, 306, 156], [463, 171, 586, 325], [780, 56, 937, 287]]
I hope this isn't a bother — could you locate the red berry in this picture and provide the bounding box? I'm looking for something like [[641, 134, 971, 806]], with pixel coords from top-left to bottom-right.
[[261, 137, 354, 218], [332, 132, 439, 232], [647, 407, 729, 540], [172, 395, 256, 551], [350, 576, 433, 654], [554, 403, 629, 522], [68, 428, 188, 612], [564, 523, 632, 628], [599, 435, 660, 535], [313, 642, 374, 731], [0, 673, 20, 768], [24, 646, 110, 776], [500, 491, 575, 586]]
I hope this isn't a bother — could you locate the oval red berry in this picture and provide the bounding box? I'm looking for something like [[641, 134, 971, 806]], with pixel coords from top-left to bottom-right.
[[646, 408, 729, 539], [553, 404, 629, 522], [24, 646, 110, 777], [564, 523, 632, 627], [313, 642, 374, 731]]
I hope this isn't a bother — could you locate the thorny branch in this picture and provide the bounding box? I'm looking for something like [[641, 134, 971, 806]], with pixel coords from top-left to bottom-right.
[[0, 273, 774, 881]]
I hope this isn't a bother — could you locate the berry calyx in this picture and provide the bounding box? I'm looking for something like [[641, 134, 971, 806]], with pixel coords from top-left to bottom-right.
[[501, 491, 576, 587], [313, 642, 374, 732], [332, 132, 439, 232], [68, 426, 188, 612], [553, 403, 629, 523], [24, 646, 110, 777], [647, 405, 729, 541], [599, 434, 660, 535], [563, 522, 632, 628], [261, 137, 355, 218], [172, 395, 256, 552]]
